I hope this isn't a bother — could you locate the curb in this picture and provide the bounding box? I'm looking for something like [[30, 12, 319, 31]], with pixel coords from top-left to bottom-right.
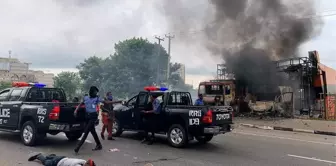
[[239, 123, 336, 136]]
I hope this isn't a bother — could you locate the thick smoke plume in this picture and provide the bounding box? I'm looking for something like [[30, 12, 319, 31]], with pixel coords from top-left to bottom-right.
[[160, 0, 323, 99]]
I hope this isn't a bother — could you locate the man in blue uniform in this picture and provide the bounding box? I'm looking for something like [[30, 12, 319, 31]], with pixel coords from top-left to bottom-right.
[[195, 94, 204, 106], [74, 86, 118, 154], [141, 94, 161, 145]]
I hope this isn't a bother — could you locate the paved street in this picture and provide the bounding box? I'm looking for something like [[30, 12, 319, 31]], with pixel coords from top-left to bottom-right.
[[235, 117, 336, 133], [0, 125, 335, 166]]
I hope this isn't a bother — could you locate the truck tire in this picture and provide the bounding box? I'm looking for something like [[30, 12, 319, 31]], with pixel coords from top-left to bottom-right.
[[167, 124, 188, 148], [112, 119, 123, 137], [65, 132, 83, 141], [20, 121, 38, 146], [195, 135, 214, 144]]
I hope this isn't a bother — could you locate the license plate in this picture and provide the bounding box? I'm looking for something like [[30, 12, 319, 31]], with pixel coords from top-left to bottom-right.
[[72, 124, 80, 127], [216, 113, 230, 120], [204, 127, 220, 133]]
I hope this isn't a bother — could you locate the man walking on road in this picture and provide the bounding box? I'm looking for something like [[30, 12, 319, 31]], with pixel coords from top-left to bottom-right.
[[101, 91, 123, 140], [74, 86, 121, 154], [28, 153, 96, 166]]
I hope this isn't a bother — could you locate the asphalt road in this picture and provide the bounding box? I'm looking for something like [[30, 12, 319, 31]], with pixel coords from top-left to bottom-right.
[[0, 125, 335, 166]]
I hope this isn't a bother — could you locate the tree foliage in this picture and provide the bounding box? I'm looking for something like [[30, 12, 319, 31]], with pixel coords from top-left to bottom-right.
[[53, 72, 82, 100], [77, 37, 169, 98], [75, 37, 196, 99], [0, 81, 11, 90]]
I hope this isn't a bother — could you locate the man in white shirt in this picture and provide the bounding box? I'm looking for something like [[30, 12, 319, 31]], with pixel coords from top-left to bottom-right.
[[28, 153, 95, 166]]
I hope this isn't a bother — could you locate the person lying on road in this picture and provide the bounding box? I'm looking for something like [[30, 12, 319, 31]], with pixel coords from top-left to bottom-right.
[[28, 152, 96, 166]]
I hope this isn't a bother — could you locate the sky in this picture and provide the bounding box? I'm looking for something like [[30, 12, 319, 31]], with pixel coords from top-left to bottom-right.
[[0, 0, 335, 87]]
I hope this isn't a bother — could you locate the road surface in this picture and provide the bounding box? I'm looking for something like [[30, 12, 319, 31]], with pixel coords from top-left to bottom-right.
[[0, 125, 335, 166]]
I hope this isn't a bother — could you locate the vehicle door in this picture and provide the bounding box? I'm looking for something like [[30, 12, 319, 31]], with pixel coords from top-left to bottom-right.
[[118, 95, 136, 129], [133, 92, 148, 129], [7, 88, 26, 129], [0, 89, 13, 129]]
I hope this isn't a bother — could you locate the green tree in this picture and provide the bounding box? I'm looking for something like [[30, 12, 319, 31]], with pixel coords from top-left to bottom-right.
[[53, 72, 82, 100], [77, 37, 169, 98], [0, 81, 11, 90], [76, 56, 105, 91]]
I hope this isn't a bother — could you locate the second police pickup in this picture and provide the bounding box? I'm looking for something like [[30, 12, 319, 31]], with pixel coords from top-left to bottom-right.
[[0, 82, 87, 146], [113, 86, 234, 148]]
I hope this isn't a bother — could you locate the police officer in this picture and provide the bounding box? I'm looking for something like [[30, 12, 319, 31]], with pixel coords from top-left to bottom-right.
[[74, 86, 118, 154], [195, 94, 204, 106], [141, 94, 160, 145]]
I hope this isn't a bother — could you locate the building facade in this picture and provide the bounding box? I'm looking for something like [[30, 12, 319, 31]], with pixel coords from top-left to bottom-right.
[[0, 57, 55, 87]]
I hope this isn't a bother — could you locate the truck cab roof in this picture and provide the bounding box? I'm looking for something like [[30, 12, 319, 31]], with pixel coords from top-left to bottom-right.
[[0, 87, 67, 102]]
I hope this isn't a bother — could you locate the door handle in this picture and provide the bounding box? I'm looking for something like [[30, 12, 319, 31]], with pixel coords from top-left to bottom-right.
[[13, 105, 18, 107]]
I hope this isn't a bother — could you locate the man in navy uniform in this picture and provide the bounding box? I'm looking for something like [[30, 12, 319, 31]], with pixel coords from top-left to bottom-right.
[[141, 94, 161, 145], [74, 86, 119, 154]]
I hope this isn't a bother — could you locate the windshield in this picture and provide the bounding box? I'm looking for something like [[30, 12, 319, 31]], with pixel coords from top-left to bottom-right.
[[205, 85, 224, 95], [26, 88, 66, 102]]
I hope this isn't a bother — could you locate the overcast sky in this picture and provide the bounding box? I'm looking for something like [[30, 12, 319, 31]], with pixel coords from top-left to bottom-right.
[[0, 0, 335, 87]]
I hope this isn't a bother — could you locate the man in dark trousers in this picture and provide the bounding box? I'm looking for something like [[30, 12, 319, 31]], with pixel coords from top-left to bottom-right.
[[141, 94, 161, 145], [73, 86, 119, 154]]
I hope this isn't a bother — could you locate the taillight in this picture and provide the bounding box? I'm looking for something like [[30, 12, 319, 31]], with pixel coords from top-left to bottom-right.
[[49, 105, 60, 120], [202, 110, 213, 124]]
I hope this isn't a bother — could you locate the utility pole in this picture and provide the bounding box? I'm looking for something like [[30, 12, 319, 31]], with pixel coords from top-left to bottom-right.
[[154, 36, 164, 85], [155, 35, 165, 45], [165, 34, 174, 56], [165, 34, 174, 83]]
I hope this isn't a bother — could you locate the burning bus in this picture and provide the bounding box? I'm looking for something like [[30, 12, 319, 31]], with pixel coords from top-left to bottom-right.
[[198, 79, 235, 106]]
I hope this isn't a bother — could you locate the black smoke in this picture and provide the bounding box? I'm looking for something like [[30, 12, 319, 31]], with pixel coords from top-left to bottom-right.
[[160, 0, 323, 100]]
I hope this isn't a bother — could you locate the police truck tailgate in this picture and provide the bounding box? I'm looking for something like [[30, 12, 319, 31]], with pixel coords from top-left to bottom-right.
[[209, 106, 233, 125]]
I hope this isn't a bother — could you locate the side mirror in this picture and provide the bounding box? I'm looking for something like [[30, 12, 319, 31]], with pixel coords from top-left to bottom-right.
[[121, 101, 126, 105]]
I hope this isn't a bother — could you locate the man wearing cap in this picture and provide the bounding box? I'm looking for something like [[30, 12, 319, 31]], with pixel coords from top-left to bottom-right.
[[141, 94, 161, 145], [28, 153, 96, 166]]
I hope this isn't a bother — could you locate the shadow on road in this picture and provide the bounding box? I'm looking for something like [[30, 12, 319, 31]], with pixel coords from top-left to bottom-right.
[[0, 132, 78, 149], [119, 131, 223, 151]]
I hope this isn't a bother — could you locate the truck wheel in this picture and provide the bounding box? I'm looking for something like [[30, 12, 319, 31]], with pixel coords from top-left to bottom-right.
[[195, 135, 214, 144], [167, 124, 188, 148], [112, 119, 123, 137], [65, 132, 83, 141], [20, 121, 38, 146]]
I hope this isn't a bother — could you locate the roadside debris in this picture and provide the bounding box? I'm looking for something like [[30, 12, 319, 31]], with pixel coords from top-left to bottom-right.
[[109, 148, 120, 152]]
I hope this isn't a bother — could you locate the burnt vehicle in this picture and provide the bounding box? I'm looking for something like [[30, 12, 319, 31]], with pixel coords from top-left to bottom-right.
[[198, 80, 235, 106], [0, 82, 87, 146], [112, 86, 234, 148]]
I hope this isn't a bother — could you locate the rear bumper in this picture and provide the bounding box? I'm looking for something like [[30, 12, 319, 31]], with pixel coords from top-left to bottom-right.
[[203, 124, 233, 135], [48, 122, 85, 132], [189, 124, 233, 136]]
